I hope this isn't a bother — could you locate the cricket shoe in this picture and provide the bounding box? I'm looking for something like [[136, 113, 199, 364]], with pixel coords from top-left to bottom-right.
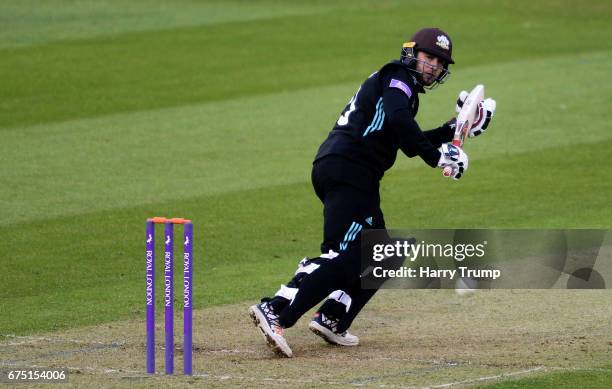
[[249, 302, 293, 357], [308, 312, 359, 346]]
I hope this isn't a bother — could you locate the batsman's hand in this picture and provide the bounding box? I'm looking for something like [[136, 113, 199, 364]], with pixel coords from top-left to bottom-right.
[[456, 91, 497, 138], [438, 143, 468, 180]]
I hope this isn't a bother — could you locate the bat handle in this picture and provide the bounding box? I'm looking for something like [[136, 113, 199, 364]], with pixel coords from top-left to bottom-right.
[[442, 166, 453, 177], [442, 140, 462, 177]]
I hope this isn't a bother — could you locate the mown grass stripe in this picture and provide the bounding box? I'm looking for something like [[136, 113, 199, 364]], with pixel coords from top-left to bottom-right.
[[1, 2, 610, 128], [2, 140, 611, 334]]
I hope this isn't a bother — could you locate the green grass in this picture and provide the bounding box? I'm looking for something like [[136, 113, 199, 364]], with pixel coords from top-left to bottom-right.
[[0, 0, 336, 49], [3, 138, 611, 333], [1, 2, 611, 387], [2, 50, 611, 226], [2, 1, 610, 128], [478, 366, 612, 388], [1, 0, 611, 342]]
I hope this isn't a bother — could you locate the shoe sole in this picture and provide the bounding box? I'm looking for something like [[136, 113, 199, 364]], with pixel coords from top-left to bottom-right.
[[248, 306, 293, 357], [308, 321, 359, 346]]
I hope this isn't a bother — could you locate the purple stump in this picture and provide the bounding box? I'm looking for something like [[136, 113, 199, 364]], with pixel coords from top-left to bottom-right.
[[146, 220, 155, 374], [164, 221, 174, 374], [183, 222, 193, 375]]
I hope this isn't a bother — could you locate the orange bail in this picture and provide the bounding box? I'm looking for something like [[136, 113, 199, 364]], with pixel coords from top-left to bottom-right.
[[148, 216, 168, 224], [147, 217, 192, 224], [169, 218, 192, 224]]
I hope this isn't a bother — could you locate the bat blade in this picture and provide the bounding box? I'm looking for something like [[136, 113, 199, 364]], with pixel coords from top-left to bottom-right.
[[453, 84, 484, 147], [443, 84, 485, 177]]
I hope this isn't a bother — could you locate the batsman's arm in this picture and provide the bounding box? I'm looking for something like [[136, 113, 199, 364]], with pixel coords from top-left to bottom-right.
[[422, 119, 456, 148], [382, 87, 440, 167]]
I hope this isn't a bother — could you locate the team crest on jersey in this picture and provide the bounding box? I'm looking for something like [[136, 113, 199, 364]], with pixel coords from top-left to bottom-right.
[[436, 35, 450, 50]]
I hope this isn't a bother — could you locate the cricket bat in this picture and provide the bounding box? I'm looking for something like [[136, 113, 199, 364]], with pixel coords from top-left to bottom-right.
[[443, 84, 485, 177]]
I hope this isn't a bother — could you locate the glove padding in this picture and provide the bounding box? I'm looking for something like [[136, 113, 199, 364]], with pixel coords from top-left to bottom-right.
[[456, 91, 496, 137], [438, 143, 468, 180]]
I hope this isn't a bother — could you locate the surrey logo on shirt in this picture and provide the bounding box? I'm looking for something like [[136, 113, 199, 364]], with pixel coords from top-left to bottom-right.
[[436, 35, 450, 50]]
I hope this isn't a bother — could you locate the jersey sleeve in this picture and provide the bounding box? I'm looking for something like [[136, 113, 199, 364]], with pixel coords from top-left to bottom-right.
[[380, 67, 440, 167], [422, 119, 455, 148]]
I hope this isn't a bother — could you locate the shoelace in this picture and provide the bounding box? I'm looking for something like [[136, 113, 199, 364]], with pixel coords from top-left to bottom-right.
[[320, 314, 340, 333], [261, 303, 281, 328]]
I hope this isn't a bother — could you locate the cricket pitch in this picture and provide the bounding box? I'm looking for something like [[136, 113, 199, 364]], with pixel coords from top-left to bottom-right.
[[1, 290, 611, 388]]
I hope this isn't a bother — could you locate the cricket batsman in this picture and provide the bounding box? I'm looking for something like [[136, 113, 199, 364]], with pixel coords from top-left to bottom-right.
[[249, 27, 497, 357]]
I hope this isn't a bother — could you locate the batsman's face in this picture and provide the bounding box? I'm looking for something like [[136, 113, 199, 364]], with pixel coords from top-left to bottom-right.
[[415, 51, 444, 85]]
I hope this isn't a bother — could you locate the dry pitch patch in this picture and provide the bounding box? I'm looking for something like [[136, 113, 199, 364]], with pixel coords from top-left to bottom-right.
[[1, 290, 610, 388]]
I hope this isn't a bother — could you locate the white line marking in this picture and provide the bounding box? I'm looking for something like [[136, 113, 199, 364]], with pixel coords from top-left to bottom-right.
[[430, 366, 612, 388], [430, 366, 546, 388], [549, 366, 612, 373], [1, 359, 609, 388], [0, 361, 417, 387], [0, 334, 125, 347]]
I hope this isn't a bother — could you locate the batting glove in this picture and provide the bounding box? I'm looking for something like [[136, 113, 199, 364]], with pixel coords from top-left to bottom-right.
[[456, 91, 497, 138], [438, 143, 469, 180]]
